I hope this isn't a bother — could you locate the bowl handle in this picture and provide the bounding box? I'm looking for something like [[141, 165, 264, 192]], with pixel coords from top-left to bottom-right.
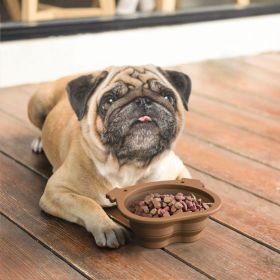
[[106, 188, 123, 202], [106, 183, 150, 202]]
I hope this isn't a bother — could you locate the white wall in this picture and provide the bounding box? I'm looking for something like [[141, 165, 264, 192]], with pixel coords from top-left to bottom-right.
[[0, 14, 279, 87]]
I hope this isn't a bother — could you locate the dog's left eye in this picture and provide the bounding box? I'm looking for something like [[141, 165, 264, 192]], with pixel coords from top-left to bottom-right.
[[163, 93, 175, 106]]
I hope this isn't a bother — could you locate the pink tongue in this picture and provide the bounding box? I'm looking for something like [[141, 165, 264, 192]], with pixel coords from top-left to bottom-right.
[[138, 115, 152, 122]]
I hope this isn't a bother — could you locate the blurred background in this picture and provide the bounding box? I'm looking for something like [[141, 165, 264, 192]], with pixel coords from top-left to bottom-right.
[[0, 0, 280, 86]]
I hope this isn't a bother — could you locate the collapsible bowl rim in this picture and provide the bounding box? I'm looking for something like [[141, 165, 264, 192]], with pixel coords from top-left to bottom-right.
[[106, 178, 222, 224]]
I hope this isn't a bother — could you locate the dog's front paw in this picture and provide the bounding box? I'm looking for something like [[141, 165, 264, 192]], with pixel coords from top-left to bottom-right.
[[91, 219, 130, 248]]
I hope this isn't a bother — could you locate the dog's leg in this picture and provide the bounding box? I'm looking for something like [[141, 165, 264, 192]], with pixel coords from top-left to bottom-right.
[[31, 136, 43, 153], [40, 181, 129, 248]]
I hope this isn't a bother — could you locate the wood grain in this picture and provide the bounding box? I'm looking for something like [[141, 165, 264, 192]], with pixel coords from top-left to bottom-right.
[[173, 65, 280, 121], [211, 59, 280, 98], [189, 167, 280, 250], [0, 153, 206, 280], [189, 95, 280, 142], [1, 53, 280, 279], [0, 85, 38, 125], [165, 221, 280, 280], [176, 59, 280, 100], [0, 215, 86, 280], [0, 110, 52, 178], [242, 53, 280, 75], [186, 111, 280, 169], [175, 136, 280, 204]]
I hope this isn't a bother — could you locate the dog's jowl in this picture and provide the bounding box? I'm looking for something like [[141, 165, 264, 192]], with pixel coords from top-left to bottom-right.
[[28, 65, 192, 248]]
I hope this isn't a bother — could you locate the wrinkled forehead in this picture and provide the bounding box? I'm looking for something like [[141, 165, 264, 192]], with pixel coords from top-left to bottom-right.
[[98, 65, 172, 94]]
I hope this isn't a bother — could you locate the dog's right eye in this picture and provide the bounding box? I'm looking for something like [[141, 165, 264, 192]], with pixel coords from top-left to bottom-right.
[[101, 95, 115, 111]]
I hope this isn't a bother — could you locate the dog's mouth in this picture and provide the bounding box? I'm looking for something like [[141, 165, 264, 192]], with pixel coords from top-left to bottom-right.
[[131, 115, 157, 130], [137, 115, 152, 122]]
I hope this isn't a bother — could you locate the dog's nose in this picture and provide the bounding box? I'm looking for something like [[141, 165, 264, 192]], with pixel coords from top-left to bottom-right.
[[135, 97, 152, 107]]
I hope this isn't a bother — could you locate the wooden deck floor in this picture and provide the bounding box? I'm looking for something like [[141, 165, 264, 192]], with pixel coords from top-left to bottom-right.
[[1, 53, 280, 280]]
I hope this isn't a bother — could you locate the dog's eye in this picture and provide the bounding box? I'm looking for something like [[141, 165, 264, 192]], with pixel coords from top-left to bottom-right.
[[102, 96, 115, 111], [163, 93, 175, 106]]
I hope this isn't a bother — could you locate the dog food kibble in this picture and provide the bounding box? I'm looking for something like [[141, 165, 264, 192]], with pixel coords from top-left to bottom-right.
[[130, 192, 212, 217]]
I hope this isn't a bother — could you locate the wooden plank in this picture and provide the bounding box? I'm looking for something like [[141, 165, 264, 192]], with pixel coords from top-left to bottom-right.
[[213, 59, 280, 96], [22, 0, 38, 22], [0, 85, 38, 125], [0, 153, 206, 280], [165, 221, 280, 280], [0, 110, 52, 178], [156, 0, 176, 12], [236, 0, 250, 6], [189, 167, 280, 250], [176, 58, 280, 100], [189, 95, 280, 142], [175, 136, 280, 204], [187, 111, 280, 169], [3, 0, 21, 21], [193, 83, 280, 121], [0, 215, 86, 280], [174, 69, 280, 121], [243, 53, 280, 75], [99, 0, 115, 16]]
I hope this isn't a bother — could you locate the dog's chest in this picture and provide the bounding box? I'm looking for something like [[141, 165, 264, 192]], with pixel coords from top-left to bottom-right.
[[98, 163, 151, 188]]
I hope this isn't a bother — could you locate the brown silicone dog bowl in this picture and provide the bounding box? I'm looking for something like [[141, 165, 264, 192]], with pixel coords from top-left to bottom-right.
[[106, 178, 222, 249]]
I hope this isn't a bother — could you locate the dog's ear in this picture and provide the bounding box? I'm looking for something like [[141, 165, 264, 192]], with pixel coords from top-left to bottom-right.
[[159, 69, 191, 110], [66, 71, 108, 120]]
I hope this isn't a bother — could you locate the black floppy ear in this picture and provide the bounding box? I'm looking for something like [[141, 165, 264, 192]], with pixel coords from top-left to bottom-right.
[[160, 69, 192, 110], [66, 71, 108, 120]]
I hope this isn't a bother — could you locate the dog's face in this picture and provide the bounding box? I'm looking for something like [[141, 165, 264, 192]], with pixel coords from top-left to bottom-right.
[[67, 66, 191, 166]]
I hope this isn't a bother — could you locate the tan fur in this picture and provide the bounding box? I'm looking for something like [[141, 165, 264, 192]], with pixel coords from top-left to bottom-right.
[[28, 66, 191, 248]]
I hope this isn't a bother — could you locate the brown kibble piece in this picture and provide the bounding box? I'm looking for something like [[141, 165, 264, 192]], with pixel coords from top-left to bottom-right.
[[144, 194, 153, 204], [153, 201, 161, 209], [191, 193, 197, 201], [174, 209, 183, 215], [171, 205, 177, 213], [175, 201, 183, 209], [182, 201, 188, 212], [142, 205, 150, 214], [202, 203, 210, 210], [157, 208, 165, 216], [163, 196, 172, 203], [168, 200, 175, 206], [150, 208, 157, 215], [163, 211, 170, 217], [175, 192, 185, 200]]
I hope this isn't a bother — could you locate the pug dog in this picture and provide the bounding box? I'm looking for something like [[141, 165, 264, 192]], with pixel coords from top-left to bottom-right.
[[28, 65, 192, 248]]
